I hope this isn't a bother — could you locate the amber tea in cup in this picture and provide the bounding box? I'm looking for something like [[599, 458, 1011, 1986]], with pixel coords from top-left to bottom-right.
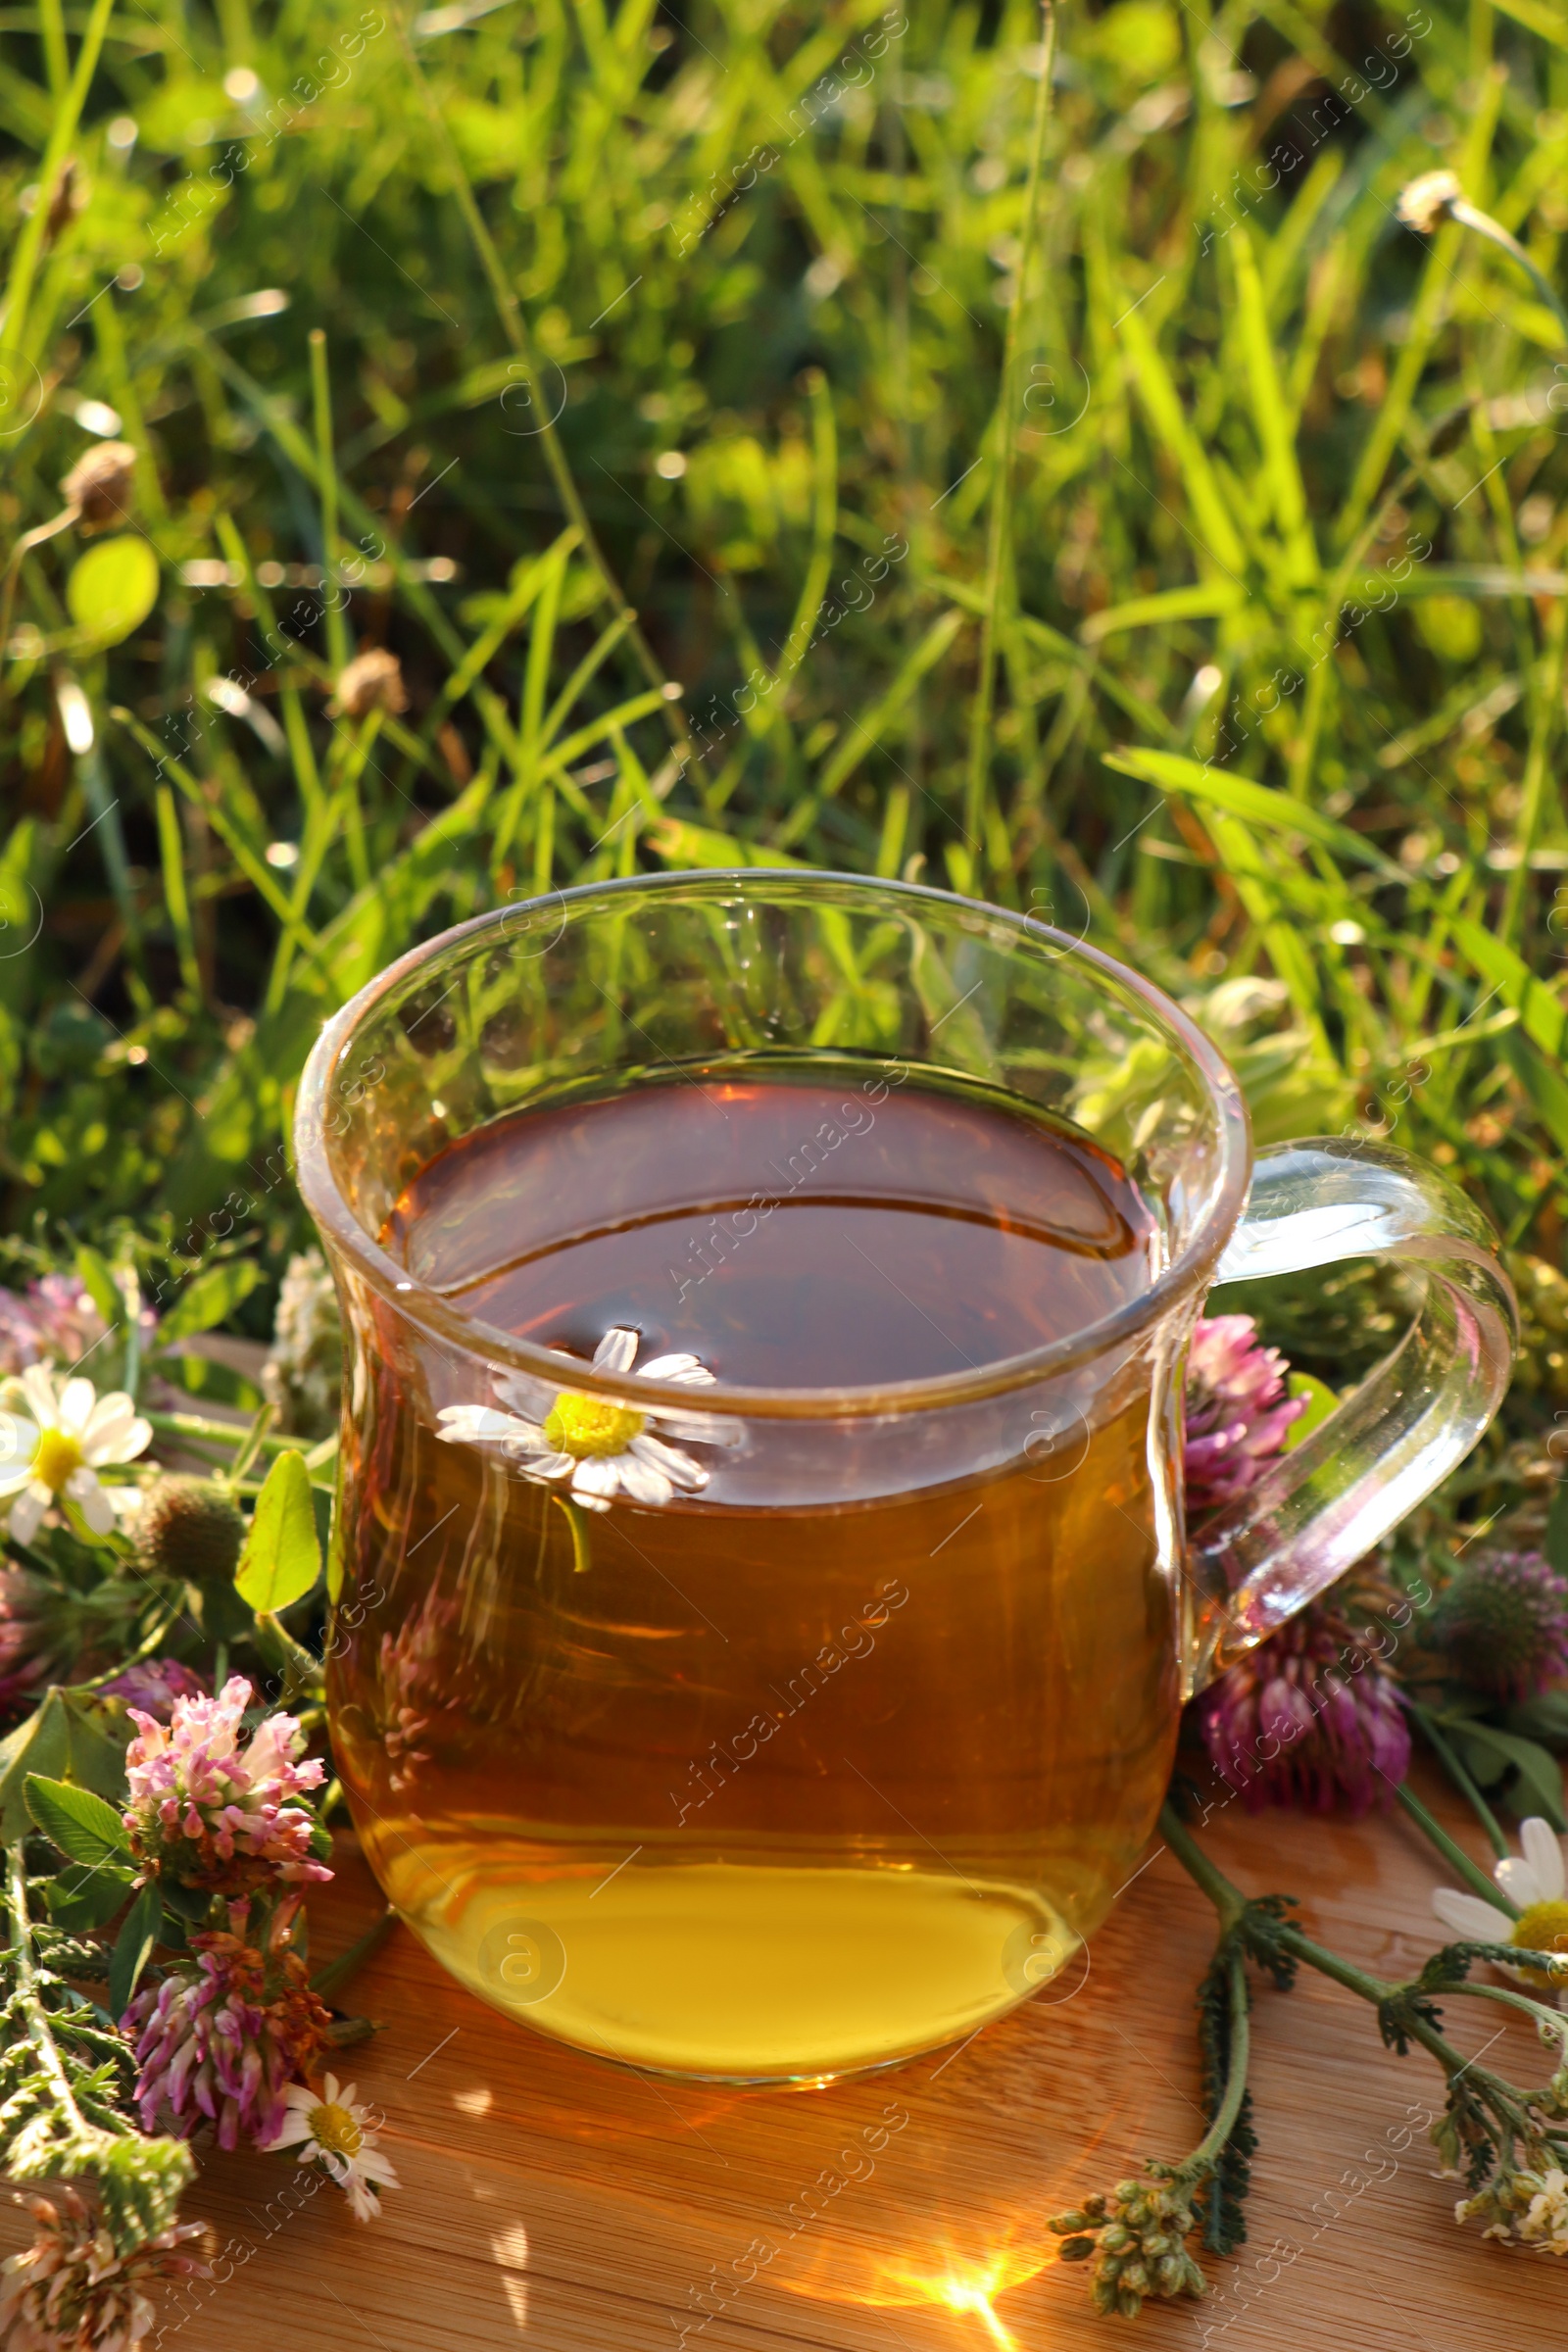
[[299, 873, 1515, 2083]]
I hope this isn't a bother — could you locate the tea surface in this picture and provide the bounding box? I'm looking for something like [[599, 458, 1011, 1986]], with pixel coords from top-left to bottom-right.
[[330, 1066, 1178, 2080], [384, 1069, 1152, 1387]]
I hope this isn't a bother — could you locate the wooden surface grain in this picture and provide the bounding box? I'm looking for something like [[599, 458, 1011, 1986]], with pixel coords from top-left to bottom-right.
[[4, 1768, 1559, 2352]]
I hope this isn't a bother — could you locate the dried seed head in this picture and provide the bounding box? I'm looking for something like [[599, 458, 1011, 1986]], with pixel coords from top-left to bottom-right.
[[1396, 170, 1461, 233], [135, 1476, 246, 1585], [61, 440, 137, 529], [330, 646, 408, 718]]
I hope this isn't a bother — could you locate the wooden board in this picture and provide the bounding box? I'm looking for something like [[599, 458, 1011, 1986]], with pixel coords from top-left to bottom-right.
[[3, 1766, 1558, 2351]]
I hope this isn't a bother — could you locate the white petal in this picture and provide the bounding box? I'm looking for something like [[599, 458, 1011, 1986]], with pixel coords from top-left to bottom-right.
[[68, 1468, 116, 1535], [358, 2148, 400, 2188], [569, 1488, 612, 1512], [637, 1354, 715, 1386], [107, 1485, 145, 1522], [592, 1327, 640, 1375], [612, 1454, 673, 1505], [20, 1367, 57, 1427], [628, 1434, 707, 1490], [648, 1407, 739, 1446], [436, 1406, 535, 1446], [58, 1378, 97, 1438], [1520, 1819, 1567, 1903], [1432, 1888, 1515, 1942], [1495, 1856, 1546, 1909], [492, 1373, 557, 1418], [0, 1416, 38, 1475], [321, 2074, 342, 2104], [9, 1485, 47, 1543], [263, 2109, 314, 2150], [515, 1450, 575, 1482], [497, 1426, 561, 1458], [570, 1457, 623, 1501], [81, 1398, 143, 1463]]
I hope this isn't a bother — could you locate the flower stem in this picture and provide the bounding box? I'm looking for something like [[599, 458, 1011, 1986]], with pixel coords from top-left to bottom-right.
[[1394, 1782, 1519, 1920], [1183, 1939, 1250, 2179], [552, 1493, 594, 1575], [1156, 1800, 1247, 1934], [1404, 1698, 1510, 1859], [311, 1905, 399, 2004], [144, 1408, 302, 1456]]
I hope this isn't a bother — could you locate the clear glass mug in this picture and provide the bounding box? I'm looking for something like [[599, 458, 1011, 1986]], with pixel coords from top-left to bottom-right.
[[295, 871, 1516, 2084]]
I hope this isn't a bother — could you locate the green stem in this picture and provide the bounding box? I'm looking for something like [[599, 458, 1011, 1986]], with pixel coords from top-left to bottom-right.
[[1405, 1698, 1510, 1859], [1162, 1799, 1492, 2082], [963, 0, 1056, 859], [255, 1612, 323, 1705], [145, 1407, 305, 1456], [552, 1492, 594, 1575], [1157, 1800, 1247, 1933], [0, 0, 116, 358], [311, 1904, 399, 2003], [1183, 1939, 1250, 2178], [1451, 198, 1568, 343], [1395, 1782, 1519, 1919], [309, 328, 350, 676]]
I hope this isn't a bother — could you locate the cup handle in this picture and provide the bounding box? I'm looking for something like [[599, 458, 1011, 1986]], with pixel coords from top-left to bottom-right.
[[1181, 1136, 1518, 1697]]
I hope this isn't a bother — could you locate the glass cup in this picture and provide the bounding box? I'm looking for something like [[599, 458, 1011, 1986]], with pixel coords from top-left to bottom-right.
[[295, 871, 1516, 2084]]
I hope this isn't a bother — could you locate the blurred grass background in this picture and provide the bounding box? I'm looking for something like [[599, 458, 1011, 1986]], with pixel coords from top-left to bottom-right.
[[1, 0, 1566, 1488]]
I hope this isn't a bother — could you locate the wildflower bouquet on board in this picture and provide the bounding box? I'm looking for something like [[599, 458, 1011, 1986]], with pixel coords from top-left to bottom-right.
[[1, 1237, 1566, 2340]]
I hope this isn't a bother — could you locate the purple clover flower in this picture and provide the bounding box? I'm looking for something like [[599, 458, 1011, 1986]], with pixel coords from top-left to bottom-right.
[[1428, 1549, 1568, 1703], [1183, 1313, 1306, 1518], [1194, 1592, 1411, 1815]]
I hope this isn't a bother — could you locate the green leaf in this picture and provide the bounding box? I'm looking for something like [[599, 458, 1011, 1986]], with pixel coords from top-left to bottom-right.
[[1283, 1371, 1339, 1451], [66, 536, 161, 648], [1102, 748, 1406, 881], [157, 1255, 262, 1344], [1508, 1690, 1568, 1748], [108, 1880, 163, 2020], [0, 1690, 133, 1843], [24, 1773, 131, 1867], [235, 1447, 322, 1612], [74, 1245, 122, 1337], [159, 1878, 218, 1926], [46, 1862, 135, 1932], [1451, 1721, 1568, 1827]]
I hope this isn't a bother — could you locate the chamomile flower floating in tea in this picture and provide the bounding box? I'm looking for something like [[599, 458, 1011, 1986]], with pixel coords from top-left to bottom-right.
[[0, 1366, 151, 1541], [437, 1325, 720, 1511], [1431, 1817, 1568, 2002], [264, 2074, 401, 2222]]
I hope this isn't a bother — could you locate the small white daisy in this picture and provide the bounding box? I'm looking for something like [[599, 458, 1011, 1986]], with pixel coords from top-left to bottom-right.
[[436, 1326, 724, 1513], [262, 2074, 400, 2222], [1432, 1816, 1568, 2003], [0, 1367, 151, 1542]]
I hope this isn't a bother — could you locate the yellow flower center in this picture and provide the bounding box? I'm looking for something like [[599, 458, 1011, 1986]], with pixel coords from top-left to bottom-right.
[[544, 1391, 645, 1460], [308, 2100, 364, 2158], [1511, 1899, 1568, 1989], [32, 1427, 83, 1494]]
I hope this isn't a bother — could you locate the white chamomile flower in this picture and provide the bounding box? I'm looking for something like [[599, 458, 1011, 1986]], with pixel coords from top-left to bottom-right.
[[0, 1366, 151, 1543], [436, 1325, 723, 1512], [263, 2074, 400, 2222], [1432, 1816, 1568, 2003]]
